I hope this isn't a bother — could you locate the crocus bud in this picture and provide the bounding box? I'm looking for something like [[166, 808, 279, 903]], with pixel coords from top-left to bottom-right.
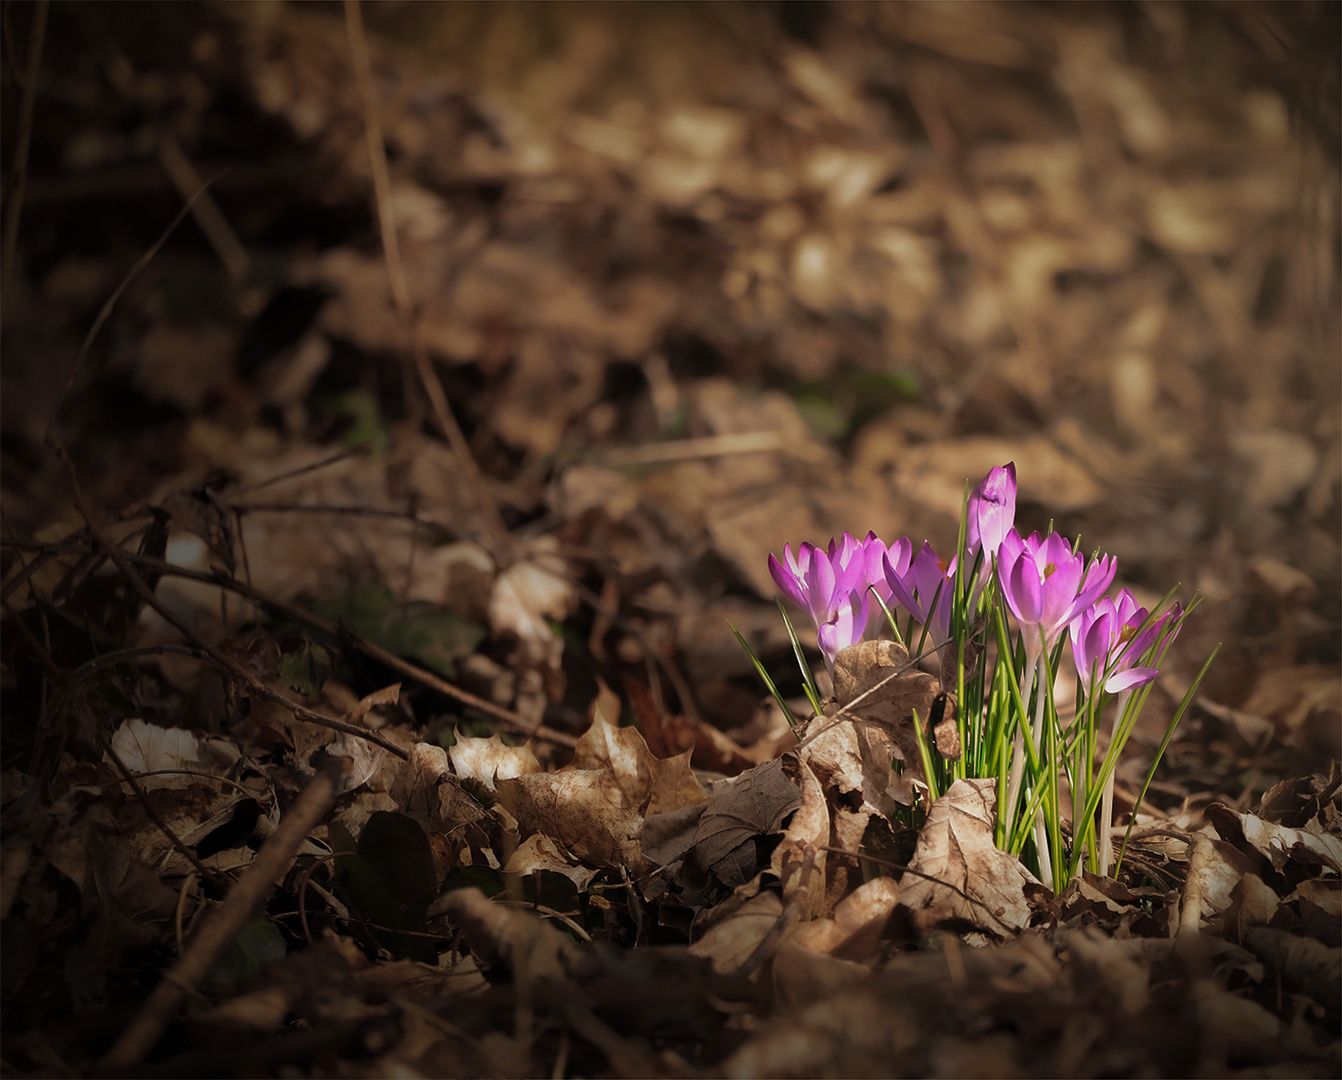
[[967, 462, 1017, 560]]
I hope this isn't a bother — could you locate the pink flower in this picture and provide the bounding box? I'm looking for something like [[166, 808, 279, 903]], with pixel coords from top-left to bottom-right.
[[998, 529, 1117, 657], [967, 462, 1017, 561], [883, 540, 955, 650], [1070, 590, 1182, 695], [769, 532, 900, 670]]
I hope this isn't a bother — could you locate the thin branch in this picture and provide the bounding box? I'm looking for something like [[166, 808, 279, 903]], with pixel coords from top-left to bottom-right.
[[0, 0, 47, 316], [57, 544, 576, 749], [99, 758, 347, 1072], [157, 136, 248, 283], [231, 444, 375, 497], [343, 0, 505, 540], [52, 446, 412, 760], [45, 176, 219, 441], [103, 741, 231, 890]]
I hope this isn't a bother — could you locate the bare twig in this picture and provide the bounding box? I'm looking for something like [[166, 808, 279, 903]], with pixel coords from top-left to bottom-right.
[[45, 177, 218, 440], [99, 758, 347, 1072], [343, 0, 505, 540], [103, 742, 231, 890], [157, 136, 248, 283], [53, 447, 413, 760], [43, 543, 577, 749], [231, 444, 375, 497], [591, 431, 821, 468], [0, 0, 47, 316]]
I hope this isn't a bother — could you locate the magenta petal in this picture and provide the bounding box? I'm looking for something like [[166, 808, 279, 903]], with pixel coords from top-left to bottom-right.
[[1004, 555, 1044, 624], [1074, 554, 1118, 615], [817, 621, 840, 669], [805, 552, 837, 622], [968, 462, 1018, 556], [1106, 666, 1158, 694], [998, 527, 1026, 567], [769, 552, 806, 608]]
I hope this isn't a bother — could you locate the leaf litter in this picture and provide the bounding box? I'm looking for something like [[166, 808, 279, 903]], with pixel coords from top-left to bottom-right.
[[1, 2, 1338, 1077]]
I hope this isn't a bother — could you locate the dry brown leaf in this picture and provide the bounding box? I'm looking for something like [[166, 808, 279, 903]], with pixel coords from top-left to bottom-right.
[[1207, 803, 1342, 875], [108, 718, 237, 791], [447, 732, 542, 792], [390, 744, 500, 873], [770, 754, 829, 919], [440, 886, 577, 982], [787, 876, 899, 963], [1178, 834, 1255, 932], [830, 640, 942, 789], [496, 768, 646, 873], [898, 778, 1040, 939], [625, 676, 755, 775], [687, 890, 783, 975], [504, 833, 599, 892], [801, 714, 915, 817], [1244, 926, 1342, 1015], [692, 758, 802, 888]]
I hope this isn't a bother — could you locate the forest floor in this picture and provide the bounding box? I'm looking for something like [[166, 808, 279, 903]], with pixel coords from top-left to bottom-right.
[[1, 3, 1339, 1077]]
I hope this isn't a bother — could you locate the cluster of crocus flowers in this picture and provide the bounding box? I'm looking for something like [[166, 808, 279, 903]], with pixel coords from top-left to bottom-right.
[[766, 461, 1189, 888], [767, 532, 905, 673]]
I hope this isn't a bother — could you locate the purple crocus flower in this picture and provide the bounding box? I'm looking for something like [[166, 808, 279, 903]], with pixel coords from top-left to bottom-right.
[[769, 531, 896, 670], [1070, 588, 1163, 695], [967, 462, 1017, 562], [997, 529, 1117, 659], [883, 540, 955, 651]]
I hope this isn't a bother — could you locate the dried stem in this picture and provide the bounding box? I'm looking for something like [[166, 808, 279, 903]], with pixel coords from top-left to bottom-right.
[[0, 0, 47, 317], [99, 758, 346, 1072], [343, 0, 504, 540], [53, 447, 413, 761]]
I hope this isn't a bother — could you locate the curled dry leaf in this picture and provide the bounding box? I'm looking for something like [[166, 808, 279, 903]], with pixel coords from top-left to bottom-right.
[[830, 640, 941, 788], [802, 714, 915, 817], [440, 886, 578, 982], [771, 754, 829, 919], [504, 833, 599, 892], [787, 875, 899, 964], [1179, 834, 1255, 932], [691, 758, 803, 888], [1206, 802, 1342, 875], [898, 778, 1040, 939]]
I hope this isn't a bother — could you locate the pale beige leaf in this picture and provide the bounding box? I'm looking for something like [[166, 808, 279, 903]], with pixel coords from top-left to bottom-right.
[[504, 833, 599, 892], [687, 890, 783, 975], [448, 732, 542, 792], [898, 778, 1039, 938], [770, 755, 829, 919]]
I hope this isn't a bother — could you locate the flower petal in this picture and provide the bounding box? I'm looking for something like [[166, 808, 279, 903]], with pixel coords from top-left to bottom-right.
[[769, 552, 806, 608], [1105, 665, 1158, 694]]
